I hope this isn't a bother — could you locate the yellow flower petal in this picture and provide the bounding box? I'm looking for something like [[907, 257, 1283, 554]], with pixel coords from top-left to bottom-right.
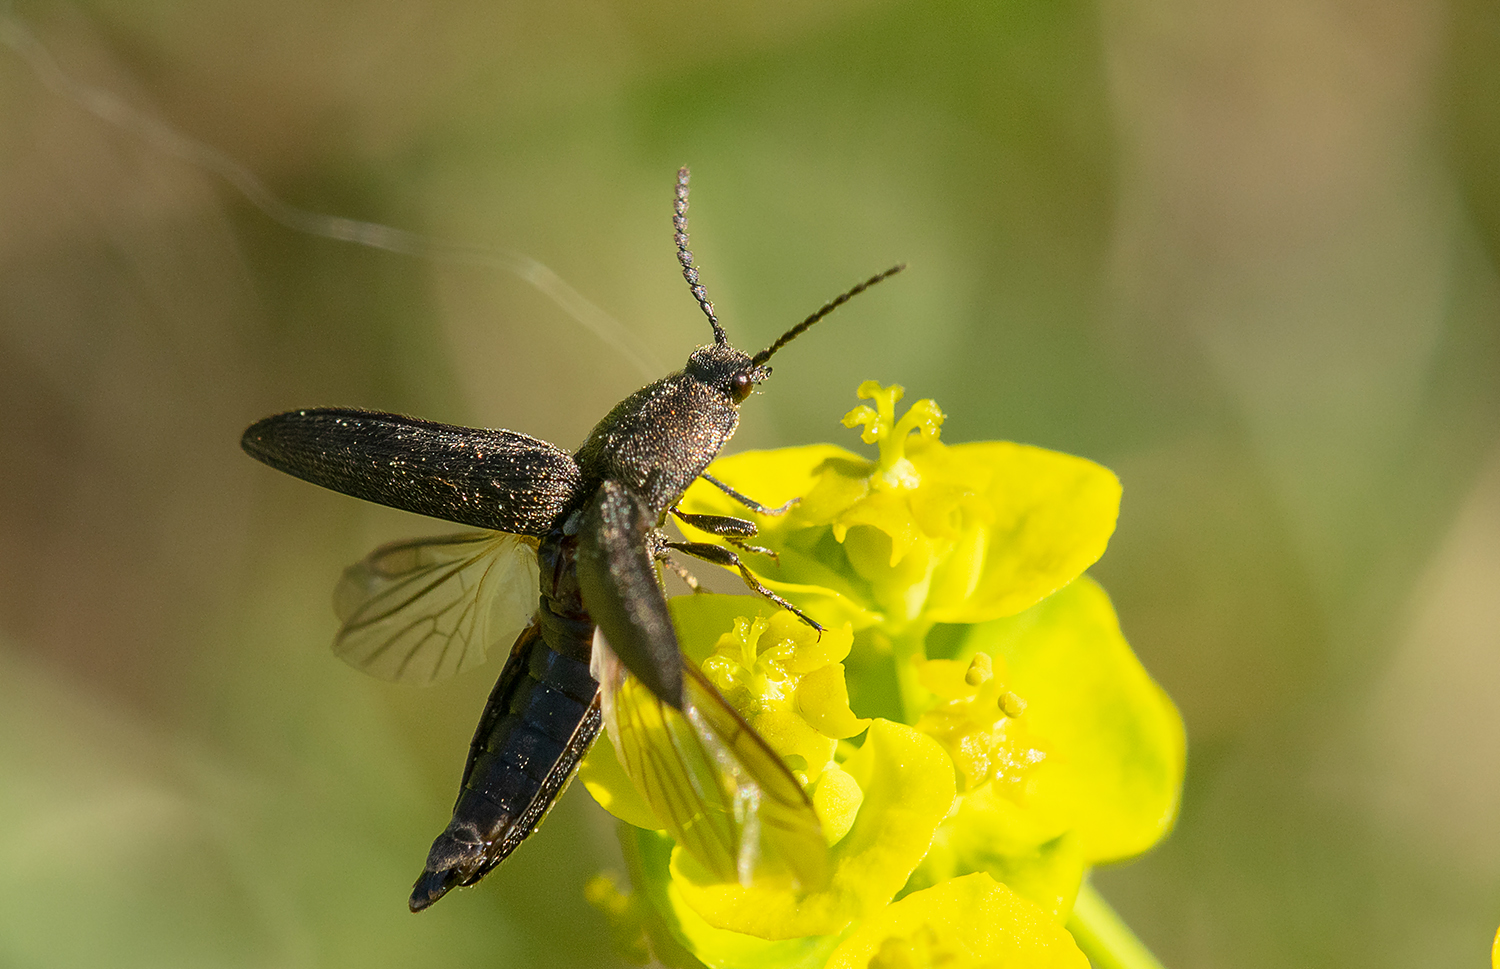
[[921, 442, 1121, 623], [812, 765, 864, 845], [956, 577, 1185, 862], [672, 720, 955, 940], [797, 663, 871, 740], [824, 873, 1089, 969], [578, 730, 665, 833]]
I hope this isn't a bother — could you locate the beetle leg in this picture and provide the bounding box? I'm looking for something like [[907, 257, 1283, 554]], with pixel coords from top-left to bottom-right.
[[665, 541, 823, 634], [672, 508, 758, 537], [725, 537, 778, 562], [700, 472, 799, 516], [671, 509, 779, 562], [654, 547, 705, 592]]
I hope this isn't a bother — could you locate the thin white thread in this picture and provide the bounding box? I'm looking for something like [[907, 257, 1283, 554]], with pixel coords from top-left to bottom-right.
[[0, 7, 663, 380]]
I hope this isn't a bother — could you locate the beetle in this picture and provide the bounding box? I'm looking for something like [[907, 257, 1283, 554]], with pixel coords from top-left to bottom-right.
[[241, 168, 903, 911]]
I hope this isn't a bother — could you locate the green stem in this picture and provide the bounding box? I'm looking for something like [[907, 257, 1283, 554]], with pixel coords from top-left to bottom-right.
[[886, 621, 933, 721], [1067, 879, 1166, 969]]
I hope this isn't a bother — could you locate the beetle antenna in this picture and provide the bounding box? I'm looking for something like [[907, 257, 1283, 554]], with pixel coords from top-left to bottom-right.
[[674, 167, 728, 345], [752, 263, 905, 366]]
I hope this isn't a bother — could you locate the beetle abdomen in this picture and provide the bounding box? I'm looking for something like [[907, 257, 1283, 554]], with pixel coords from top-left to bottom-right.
[[407, 621, 602, 912]]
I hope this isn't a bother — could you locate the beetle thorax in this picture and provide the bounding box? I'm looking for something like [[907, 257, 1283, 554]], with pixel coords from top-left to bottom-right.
[[573, 349, 754, 518]]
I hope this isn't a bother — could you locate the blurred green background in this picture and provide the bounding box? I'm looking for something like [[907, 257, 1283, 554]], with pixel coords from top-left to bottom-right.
[[2, 0, 1498, 966]]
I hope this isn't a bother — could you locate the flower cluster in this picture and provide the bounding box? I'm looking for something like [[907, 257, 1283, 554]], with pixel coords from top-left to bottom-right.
[[580, 382, 1185, 968]]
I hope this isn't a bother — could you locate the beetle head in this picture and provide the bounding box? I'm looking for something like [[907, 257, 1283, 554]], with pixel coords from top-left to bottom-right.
[[686, 343, 770, 404]]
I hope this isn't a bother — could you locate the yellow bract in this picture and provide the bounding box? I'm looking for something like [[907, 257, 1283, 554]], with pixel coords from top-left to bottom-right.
[[577, 721, 663, 832], [672, 720, 956, 940], [824, 873, 1089, 969], [909, 578, 1185, 921], [963, 578, 1185, 863]]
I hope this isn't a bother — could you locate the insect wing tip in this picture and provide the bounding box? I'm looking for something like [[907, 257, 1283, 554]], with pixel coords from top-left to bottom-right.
[[238, 414, 278, 463]]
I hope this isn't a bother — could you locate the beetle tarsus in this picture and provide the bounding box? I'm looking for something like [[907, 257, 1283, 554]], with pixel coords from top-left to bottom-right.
[[666, 541, 823, 634], [701, 472, 800, 517], [656, 548, 705, 592], [725, 537, 779, 562]]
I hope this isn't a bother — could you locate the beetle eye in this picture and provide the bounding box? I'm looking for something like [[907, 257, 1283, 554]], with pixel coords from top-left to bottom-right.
[[731, 372, 754, 403]]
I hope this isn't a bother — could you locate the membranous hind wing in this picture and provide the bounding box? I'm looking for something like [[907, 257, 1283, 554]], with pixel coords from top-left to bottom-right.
[[241, 409, 582, 535], [334, 531, 539, 684], [594, 640, 831, 892]]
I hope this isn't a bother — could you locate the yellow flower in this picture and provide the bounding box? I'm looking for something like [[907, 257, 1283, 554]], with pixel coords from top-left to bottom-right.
[[913, 652, 1045, 796], [678, 382, 1122, 635], [582, 382, 1183, 969]]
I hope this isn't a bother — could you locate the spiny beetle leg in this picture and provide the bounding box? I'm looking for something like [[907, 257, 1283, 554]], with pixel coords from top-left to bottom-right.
[[665, 541, 823, 635], [701, 472, 799, 517], [672, 508, 758, 537], [670, 508, 780, 562], [725, 537, 779, 563], [654, 547, 705, 592]]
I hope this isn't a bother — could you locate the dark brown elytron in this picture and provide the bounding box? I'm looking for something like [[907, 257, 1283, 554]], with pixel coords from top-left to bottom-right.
[[242, 169, 902, 911]]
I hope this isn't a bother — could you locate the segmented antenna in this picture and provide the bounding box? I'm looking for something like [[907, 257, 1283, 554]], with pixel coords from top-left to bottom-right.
[[752, 263, 906, 366], [674, 167, 728, 345]]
